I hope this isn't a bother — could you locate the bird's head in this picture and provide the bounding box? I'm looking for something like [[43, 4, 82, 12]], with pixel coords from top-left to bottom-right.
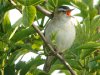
[[54, 5, 74, 17]]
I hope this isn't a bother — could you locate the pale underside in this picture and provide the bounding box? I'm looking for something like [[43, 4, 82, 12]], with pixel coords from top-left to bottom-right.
[[45, 14, 76, 52]]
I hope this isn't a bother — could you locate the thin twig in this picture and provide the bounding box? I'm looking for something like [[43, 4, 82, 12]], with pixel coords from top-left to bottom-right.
[[32, 23, 76, 75]]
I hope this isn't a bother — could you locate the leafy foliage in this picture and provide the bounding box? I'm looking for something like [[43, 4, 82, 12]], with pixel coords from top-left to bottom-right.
[[0, 0, 100, 75], [22, 6, 36, 26]]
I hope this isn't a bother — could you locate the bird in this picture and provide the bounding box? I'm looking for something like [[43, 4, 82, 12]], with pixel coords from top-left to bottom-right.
[[43, 5, 76, 73]]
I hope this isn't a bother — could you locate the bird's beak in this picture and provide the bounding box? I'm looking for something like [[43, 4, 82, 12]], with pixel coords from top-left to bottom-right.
[[66, 9, 74, 16]]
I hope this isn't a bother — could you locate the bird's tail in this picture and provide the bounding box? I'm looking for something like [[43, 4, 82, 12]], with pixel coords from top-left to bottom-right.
[[43, 56, 56, 72]]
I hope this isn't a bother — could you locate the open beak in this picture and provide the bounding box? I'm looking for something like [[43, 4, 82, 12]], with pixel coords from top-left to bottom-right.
[[66, 9, 74, 16]]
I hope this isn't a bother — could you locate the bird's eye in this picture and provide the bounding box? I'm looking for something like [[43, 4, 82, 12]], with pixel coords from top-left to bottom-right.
[[61, 10, 66, 13], [62, 11, 65, 12]]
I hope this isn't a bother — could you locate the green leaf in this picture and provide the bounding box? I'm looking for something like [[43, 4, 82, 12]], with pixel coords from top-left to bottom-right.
[[83, 17, 91, 41], [12, 17, 22, 28], [0, 0, 14, 23], [67, 59, 82, 70], [74, 42, 100, 59], [27, 68, 48, 75], [72, 1, 88, 18], [91, 55, 100, 62], [17, 0, 44, 6], [22, 6, 36, 26], [81, 49, 94, 59], [9, 26, 19, 40], [0, 41, 7, 51], [75, 42, 100, 50], [20, 56, 44, 75], [2, 12, 11, 33], [46, 0, 70, 11], [83, 0, 93, 8], [11, 27, 34, 42], [57, 0, 70, 6], [91, 15, 100, 27], [4, 64, 15, 75], [36, 11, 45, 19], [29, 56, 44, 66], [16, 61, 26, 70], [17, 43, 33, 50], [49, 64, 64, 73], [8, 49, 29, 65], [64, 51, 76, 59], [88, 61, 98, 72], [89, 8, 97, 20], [61, 70, 70, 75], [48, 0, 58, 8]]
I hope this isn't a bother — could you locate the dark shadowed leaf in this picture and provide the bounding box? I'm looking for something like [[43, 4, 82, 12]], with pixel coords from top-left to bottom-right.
[[20, 56, 44, 75], [91, 55, 100, 62], [15, 61, 26, 70], [4, 64, 15, 75], [88, 61, 98, 72]]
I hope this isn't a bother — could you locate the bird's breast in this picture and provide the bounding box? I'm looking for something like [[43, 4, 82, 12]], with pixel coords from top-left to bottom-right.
[[45, 18, 76, 52]]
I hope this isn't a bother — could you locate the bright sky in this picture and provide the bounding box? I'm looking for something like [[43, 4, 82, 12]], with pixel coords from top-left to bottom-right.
[[9, 0, 99, 75]]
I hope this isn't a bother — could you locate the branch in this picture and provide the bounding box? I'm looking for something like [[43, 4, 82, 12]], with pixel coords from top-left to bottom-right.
[[36, 5, 53, 18], [8, 0, 22, 13], [9, 0, 76, 74], [32, 23, 76, 75]]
